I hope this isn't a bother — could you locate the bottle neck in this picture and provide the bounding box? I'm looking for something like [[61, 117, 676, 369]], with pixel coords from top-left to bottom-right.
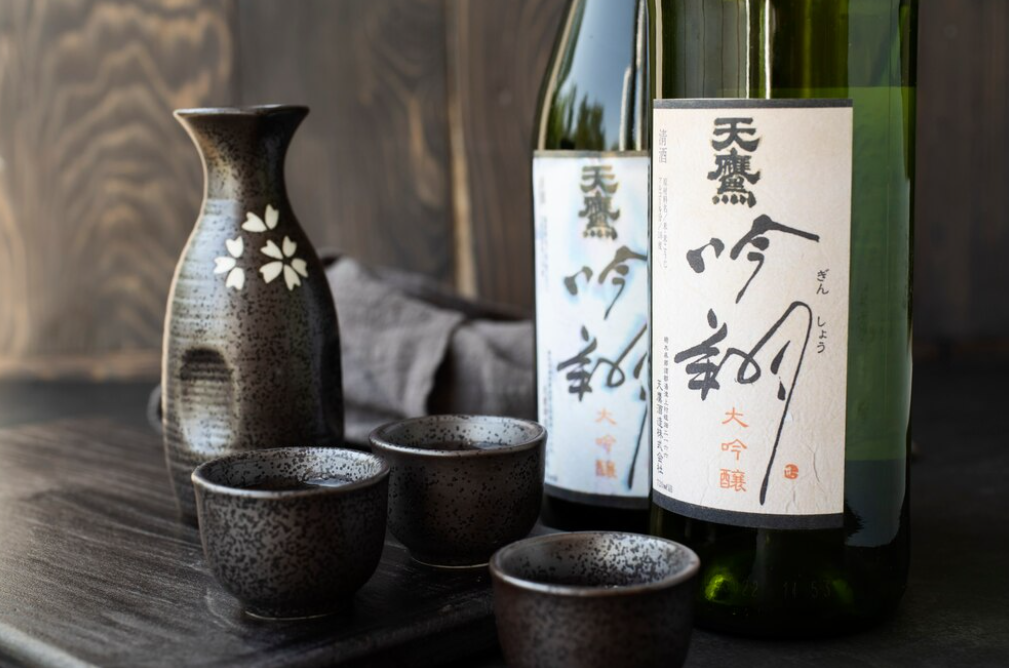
[[200, 137, 288, 203], [175, 107, 306, 204]]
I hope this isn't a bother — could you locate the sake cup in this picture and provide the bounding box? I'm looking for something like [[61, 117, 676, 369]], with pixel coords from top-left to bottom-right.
[[192, 447, 388, 619], [368, 415, 545, 568], [490, 532, 700, 668]]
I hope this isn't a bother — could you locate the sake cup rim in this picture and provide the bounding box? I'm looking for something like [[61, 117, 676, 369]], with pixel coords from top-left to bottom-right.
[[191, 447, 389, 500], [173, 104, 309, 118], [368, 414, 545, 459], [489, 531, 700, 598]]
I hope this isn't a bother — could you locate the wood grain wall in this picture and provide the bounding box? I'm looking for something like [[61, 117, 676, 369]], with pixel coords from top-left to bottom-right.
[[235, 0, 456, 284], [915, 0, 1009, 344], [0, 0, 1003, 380], [448, 0, 566, 305], [0, 0, 235, 378]]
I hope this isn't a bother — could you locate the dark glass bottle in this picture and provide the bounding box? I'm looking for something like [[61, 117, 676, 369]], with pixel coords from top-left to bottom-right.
[[533, 0, 651, 532], [648, 0, 917, 636]]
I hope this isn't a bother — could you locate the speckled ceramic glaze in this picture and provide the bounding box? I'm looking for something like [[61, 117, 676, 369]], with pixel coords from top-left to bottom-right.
[[192, 447, 387, 619], [368, 415, 545, 568], [490, 532, 700, 668], [166, 106, 343, 524]]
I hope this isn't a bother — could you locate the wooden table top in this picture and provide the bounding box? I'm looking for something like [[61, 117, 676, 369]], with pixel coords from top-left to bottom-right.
[[0, 359, 1007, 667], [0, 416, 498, 667]]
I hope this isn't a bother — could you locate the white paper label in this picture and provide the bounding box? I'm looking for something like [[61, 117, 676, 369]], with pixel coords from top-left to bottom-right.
[[534, 151, 650, 508], [651, 101, 853, 529]]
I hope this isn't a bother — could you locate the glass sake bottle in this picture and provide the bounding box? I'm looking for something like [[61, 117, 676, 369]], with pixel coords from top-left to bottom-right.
[[533, 0, 651, 532], [648, 0, 917, 635]]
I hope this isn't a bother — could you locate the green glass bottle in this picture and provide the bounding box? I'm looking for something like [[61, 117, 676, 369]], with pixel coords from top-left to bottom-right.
[[648, 0, 916, 635], [533, 0, 651, 532]]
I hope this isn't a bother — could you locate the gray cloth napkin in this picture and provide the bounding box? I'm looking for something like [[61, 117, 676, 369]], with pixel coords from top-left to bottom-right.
[[327, 257, 535, 444]]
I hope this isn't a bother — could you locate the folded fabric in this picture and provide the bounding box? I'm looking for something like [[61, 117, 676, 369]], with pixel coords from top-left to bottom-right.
[[327, 257, 535, 444]]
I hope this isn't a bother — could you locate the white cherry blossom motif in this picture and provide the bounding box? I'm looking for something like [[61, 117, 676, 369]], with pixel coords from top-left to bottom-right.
[[242, 204, 280, 233], [213, 237, 245, 290], [260, 235, 308, 290]]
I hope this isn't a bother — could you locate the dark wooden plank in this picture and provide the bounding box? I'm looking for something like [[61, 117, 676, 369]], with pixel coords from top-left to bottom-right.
[[0, 418, 497, 668], [0, 380, 153, 431], [2, 358, 1009, 668], [449, 0, 568, 309], [235, 0, 455, 286], [914, 0, 1009, 341], [0, 0, 235, 378]]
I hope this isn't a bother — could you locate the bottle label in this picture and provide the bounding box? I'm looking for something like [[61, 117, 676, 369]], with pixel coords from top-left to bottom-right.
[[651, 100, 853, 529], [534, 151, 650, 508]]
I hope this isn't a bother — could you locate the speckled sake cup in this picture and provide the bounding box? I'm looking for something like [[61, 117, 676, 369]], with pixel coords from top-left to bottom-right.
[[192, 447, 388, 619], [490, 532, 700, 668], [368, 415, 545, 568]]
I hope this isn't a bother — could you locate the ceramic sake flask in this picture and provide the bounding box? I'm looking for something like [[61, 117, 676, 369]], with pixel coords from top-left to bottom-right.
[[165, 105, 343, 524]]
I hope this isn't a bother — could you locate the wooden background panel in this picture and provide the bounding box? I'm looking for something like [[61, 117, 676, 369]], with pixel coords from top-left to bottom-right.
[[0, 0, 235, 378], [0, 0, 1006, 381], [449, 0, 567, 309], [235, 0, 454, 284], [914, 0, 1009, 342]]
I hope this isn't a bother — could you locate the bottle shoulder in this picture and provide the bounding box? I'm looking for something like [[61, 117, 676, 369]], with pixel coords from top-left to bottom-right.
[[535, 0, 648, 151]]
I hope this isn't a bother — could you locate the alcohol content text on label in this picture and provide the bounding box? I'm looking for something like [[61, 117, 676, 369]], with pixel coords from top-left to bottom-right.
[[535, 152, 650, 508], [651, 101, 853, 530]]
